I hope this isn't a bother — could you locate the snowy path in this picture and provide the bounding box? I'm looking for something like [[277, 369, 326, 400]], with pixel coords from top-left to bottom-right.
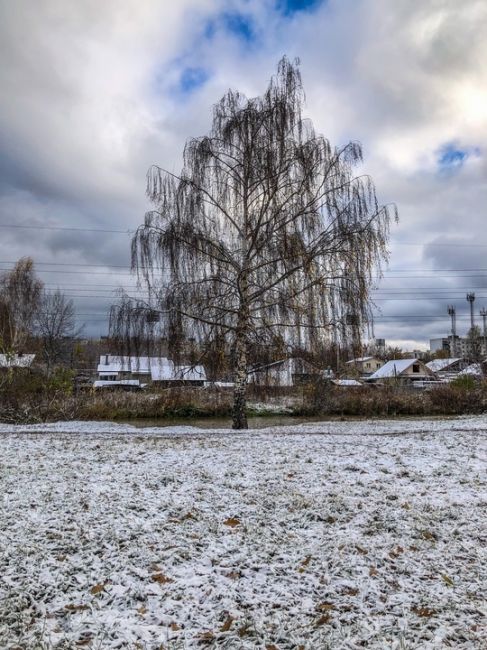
[[0, 417, 486, 649]]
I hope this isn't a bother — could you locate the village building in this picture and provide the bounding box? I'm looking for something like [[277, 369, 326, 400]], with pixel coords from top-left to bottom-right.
[[425, 357, 469, 381], [367, 358, 435, 385], [345, 356, 383, 376], [96, 355, 206, 388], [430, 335, 487, 359], [457, 363, 484, 378], [247, 357, 321, 387]]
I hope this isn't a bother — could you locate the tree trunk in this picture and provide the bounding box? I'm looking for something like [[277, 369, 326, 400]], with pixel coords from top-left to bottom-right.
[[232, 329, 248, 429]]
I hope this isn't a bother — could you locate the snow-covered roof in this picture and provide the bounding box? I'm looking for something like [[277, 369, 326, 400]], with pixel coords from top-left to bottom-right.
[[345, 356, 375, 364], [458, 363, 483, 377], [97, 355, 171, 374], [426, 358, 462, 372], [94, 380, 142, 388], [97, 355, 206, 382], [0, 353, 35, 368], [332, 379, 362, 386], [368, 358, 425, 379]]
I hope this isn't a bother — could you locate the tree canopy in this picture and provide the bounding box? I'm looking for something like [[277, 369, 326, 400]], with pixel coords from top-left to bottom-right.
[[111, 57, 396, 428]]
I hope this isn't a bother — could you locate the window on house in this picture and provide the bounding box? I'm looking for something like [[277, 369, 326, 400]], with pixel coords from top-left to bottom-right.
[[412, 364, 420, 373]]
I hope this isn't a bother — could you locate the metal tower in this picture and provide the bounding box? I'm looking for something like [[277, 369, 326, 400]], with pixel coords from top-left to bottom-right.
[[447, 305, 456, 337], [481, 307, 487, 338], [467, 293, 476, 330]]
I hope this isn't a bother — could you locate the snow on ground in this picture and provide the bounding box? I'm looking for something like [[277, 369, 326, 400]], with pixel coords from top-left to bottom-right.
[[0, 417, 486, 649]]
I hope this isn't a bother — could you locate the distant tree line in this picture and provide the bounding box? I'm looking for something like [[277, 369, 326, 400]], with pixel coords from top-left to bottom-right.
[[0, 257, 82, 374]]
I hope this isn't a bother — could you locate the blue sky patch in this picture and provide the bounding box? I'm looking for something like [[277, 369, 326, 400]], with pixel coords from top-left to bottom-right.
[[179, 67, 210, 94], [205, 12, 255, 44], [277, 0, 323, 17], [438, 144, 468, 168]]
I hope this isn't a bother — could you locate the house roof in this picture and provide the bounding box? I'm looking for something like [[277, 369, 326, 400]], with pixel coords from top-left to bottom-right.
[[426, 358, 462, 372], [458, 363, 483, 377], [97, 355, 206, 382], [94, 379, 142, 388], [368, 358, 426, 379], [345, 356, 375, 364], [97, 355, 171, 374], [0, 354, 35, 368]]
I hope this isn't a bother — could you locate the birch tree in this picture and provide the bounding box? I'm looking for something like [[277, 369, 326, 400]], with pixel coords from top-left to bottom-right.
[[111, 57, 395, 429], [0, 257, 43, 355]]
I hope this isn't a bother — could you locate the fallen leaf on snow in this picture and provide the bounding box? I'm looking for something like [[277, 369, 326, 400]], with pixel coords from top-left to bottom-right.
[[442, 574, 454, 587], [316, 602, 335, 611], [343, 587, 359, 596], [223, 517, 241, 528], [151, 573, 174, 584], [64, 604, 89, 612], [412, 606, 436, 617], [316, 613, 331, 625], [220, 616, 234, 632]]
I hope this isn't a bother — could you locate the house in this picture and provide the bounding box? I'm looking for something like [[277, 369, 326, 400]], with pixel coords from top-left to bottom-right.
[[426, 357, 469, 381], [96, 355, 206, 387], [367, 358, 435, 384], [247, 357, 321, 387], [426, 358, 467, 373], [457, 363, 484, 378], [0, 353, 35, 369], [345, 356, 383, 376]]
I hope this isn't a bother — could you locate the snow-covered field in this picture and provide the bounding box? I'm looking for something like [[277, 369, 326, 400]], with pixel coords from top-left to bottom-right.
[[0, 417, 486, 649]]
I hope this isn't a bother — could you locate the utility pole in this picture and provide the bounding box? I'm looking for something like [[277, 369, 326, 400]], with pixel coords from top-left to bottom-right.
[[467, 293, 476, 330], [481, 308, 487, 337], [448, 305, 457, 356], [481, 307, 487, 356]]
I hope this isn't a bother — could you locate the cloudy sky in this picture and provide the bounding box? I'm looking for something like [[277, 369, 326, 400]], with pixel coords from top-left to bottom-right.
[[1, 0, 486, 348]]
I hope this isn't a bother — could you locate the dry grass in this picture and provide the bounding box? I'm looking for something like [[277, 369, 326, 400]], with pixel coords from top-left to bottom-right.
[[1, 376, 487, 424]]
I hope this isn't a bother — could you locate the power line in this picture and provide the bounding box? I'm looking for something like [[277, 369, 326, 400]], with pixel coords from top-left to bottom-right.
[[2, 223, 487, 248], [3, 257, 487, 272], [0, 224, 132, 234], [2, 265, 487, 281]]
